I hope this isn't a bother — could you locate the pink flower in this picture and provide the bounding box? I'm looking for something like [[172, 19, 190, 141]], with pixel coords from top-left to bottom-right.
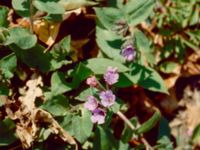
[[104, 67, 119, 85], [84, 96, 98, 111], [91, 108, 106, 124], [99, 90, 116, 107], [86, 76, 98, 87], [121, 44, 136, 61]]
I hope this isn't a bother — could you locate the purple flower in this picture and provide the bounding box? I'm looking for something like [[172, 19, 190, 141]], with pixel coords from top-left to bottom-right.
[[121, 44, 136, 61], [99, 90, 116, 107], [91, 108, 106, 124], [86, 76, 98, 87], [84, 96, 98, 111], [104, 67, 119, 85]]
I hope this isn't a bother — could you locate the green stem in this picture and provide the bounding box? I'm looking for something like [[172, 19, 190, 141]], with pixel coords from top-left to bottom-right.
[[116, 111, 153, 150]]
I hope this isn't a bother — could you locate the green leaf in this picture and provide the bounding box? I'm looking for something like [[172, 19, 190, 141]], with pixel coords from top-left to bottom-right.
[[71, 63, 93, 88], [125, 0, 155, 26], [50, 36, 72, 70], [75, 88, 91, 101], [96, 26, 124, 62], [0, 118, 18, 146], [0, 6, 9, 27], [0, 53, 17, 79], [34, 0, 65, 14], [12, 0, 30, 17], [137, 110, 161, 134], [117, 64, 168, 93], [59, 109, 93, 143], [155, 136, 173, 150], [38, 128, 51, 142], [95, 7, 123, 30], [159, 61, 177, 74], [5, 27, 37, 50], [84, 58, 129, 75], [11, 44, 52, 72], [51, 72, 73, 96], [121, 117, 137, 143], [71, 109, 93, 143], [95, 0, 155, 30], [42, 95, 69, 116], [192, 124, 200, 143], [94, 126, 130, 150], [59, 0, 98, 11], [134, 29, 155, 64]]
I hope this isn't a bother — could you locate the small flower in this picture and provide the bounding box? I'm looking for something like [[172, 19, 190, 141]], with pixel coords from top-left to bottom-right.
[[121, 44, 136, 61], [99, 90, 116, 107], [86, 76, 98, 87], [104, 67, 119, 85], [91, 108, 106, 124], [84, 96, 98, 111]]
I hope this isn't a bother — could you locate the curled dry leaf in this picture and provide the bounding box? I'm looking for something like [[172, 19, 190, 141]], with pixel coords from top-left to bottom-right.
[[19, 74, 43, 111], [4, 74, 76, 149], [34, 109, 77, 147]]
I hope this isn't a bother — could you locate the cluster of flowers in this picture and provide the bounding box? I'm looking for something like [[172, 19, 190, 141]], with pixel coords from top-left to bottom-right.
[[84, 67, 119, 124]]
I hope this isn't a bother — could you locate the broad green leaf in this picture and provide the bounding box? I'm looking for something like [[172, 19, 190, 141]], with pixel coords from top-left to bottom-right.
[[59, 0, 98, 10], [95, 0, 155, 30], [84, 58, 129, 74], [50, 36, 72, 70], [155, 136, 173, 150], [11, 44, 52, 72], [42, 95, 69, 116], [134, 29, 155, 64], [5, 27, 37, 50], [59, 109, 93, 143], [0, 6, 9, 27], [125, 0, 155, 26], [95, 7, 123, 30], [0, 53, 17, 79], [94, 126, 130, 150], [96, 26, 124, 62], [34, 0, 65, 14], [137, 110, 161, 134], [71, 63, 93, 86], [71, 109, 93, 143], [12, 0, 30, 17], [75, 88, 91, 101], [159, 61, 177, 74], [0, 118, 17, 146], [51, 36, 71, 59], [117, 64, 168, 93], [51, 72, 73, 96], [134, 64, 168, 93]]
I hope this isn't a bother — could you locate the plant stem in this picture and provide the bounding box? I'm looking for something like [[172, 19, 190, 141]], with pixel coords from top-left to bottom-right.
[[116, 111, 153, 150], [116, 111, 135, 130]]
